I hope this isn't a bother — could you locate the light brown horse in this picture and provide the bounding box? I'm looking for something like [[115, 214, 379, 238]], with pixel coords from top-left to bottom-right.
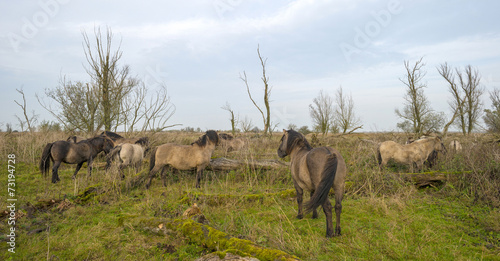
[[40, 136, 114, 183], [218, 133, 245, 154], [146, 130, 219, 189], [105, 138, 149, 176], [377, 136, 446, 171], [277, 129, 346, 237]]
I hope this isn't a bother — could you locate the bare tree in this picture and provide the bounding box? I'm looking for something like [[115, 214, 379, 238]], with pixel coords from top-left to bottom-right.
[[459, 65, 484, 134], [240, 45, 271, 134], [82, 26, 139, 131], [395, 57, 443, 135], [122, 83, 177, 133], [221, 102, 238, 135], [438, 63, 484, 135], [437, 63, 465, 136], [38, 26, 175, 134], [239, 116, 254, 133], [14, 87, 38, 132], [309, 89, 335, 135], [38, 78, 101, 133], [334, 86, 362, 133]]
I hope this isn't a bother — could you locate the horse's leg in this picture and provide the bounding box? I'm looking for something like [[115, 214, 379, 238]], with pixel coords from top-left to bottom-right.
[[146, 165, 160, 189], [334, 190, 343, 236], [322, 199, 334, 238], [72, 162, 84, 180], [161, 166, 167, 187], [294, 182, 304, 219], [311, 191, 318, 219], [52, 161, 62, 183], [87, 156, 93, 177], [195, 168, 203, 188]]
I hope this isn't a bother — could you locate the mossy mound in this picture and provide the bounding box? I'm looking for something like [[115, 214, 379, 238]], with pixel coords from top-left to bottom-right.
[[169, 218, 300, 261]]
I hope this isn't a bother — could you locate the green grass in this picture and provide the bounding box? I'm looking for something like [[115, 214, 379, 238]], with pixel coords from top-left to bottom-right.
[[1, 132, 499, 260], [1, 161, 499, 261]]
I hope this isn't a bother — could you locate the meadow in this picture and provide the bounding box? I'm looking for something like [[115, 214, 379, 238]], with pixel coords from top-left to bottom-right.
[[0, 130, 499, 260]]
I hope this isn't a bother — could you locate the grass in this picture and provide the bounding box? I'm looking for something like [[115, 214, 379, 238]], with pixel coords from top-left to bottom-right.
[[0, 131, 499, 260]]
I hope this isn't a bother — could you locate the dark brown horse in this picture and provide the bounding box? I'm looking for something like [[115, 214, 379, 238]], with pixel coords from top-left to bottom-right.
[[277, 129, 346, 237], [146, 130, 219, 189], [39, 136, 114, 183]]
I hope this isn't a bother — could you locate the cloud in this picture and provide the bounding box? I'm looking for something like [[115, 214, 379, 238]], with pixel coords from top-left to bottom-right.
[[399, 33, 500, 64]]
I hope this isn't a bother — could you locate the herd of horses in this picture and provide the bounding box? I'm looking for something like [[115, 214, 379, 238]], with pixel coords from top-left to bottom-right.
[[38, 129, 448, 238]]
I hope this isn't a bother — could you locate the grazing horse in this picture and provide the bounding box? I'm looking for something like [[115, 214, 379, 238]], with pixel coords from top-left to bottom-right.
[[277, 129, 346, 237], [146, 130, 219, 189], [218, 133, 245, 154], [377, 136, 446, 171], [105, 138, 149, 175], [39, 136, 114, 183]]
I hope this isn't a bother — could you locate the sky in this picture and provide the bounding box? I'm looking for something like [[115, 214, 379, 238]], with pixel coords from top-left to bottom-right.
[[1, 0, 499, 132]]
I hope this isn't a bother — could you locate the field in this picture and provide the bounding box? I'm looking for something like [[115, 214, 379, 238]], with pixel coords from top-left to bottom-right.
[[1, 131, 499, 260]]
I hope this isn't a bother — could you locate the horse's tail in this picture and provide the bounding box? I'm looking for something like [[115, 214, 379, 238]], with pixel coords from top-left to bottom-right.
[[149, 147, 158, 171], [39, 142, 53, 177], [106, 145, 122, 170], [304, 153, 338, 213]]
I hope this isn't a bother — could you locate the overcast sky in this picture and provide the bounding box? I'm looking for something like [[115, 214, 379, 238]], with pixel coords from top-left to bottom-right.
[[1, 0, 499, 132]]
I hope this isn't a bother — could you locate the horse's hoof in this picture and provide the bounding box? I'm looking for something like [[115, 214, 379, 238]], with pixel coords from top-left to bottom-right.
[[296, 214, 303, 219]]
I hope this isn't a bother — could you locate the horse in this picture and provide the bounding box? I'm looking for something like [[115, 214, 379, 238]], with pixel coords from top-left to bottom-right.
[[277, 129, 346, 237], [146, 130, 219, 189], [218, 133, 245, 154], [377, 136, 446, 171], [105, 137, 149, 176], [100, 131, 149, 146], [39, 136, 114, 183]]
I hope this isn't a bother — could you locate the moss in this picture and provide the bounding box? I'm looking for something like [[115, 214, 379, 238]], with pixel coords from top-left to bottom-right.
[[74, 184, 102, 204], [171, 218, 300, 261]]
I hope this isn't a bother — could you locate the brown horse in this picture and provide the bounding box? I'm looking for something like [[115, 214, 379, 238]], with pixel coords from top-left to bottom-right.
[[277, 129, 346, 237], [146, 130, 219, 189], [377, 136, 446, 171], [39, 136, 114, 183], [106, 137, 149, 175]]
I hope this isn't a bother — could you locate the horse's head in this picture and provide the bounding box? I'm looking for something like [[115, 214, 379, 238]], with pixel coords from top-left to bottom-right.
[[206, 130, 219, 145], [101, 136, 115, 154], [433, 137, 447, 154], [193, 130, 219, 147], [277, 129, 311, 158]]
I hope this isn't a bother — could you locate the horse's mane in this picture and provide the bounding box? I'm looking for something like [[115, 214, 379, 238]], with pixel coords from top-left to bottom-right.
[[135, 137, 149, 146], [192, 130, 219, 147], [101, 131, 124, 141], [219, 133, 234, 140], [286, 129, 312, 153]]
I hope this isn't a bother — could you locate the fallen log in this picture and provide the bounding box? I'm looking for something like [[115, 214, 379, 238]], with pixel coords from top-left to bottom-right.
[[169, 218, 300, 261], [209, 157, 289, 171], [395, 172, 450, 187]]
